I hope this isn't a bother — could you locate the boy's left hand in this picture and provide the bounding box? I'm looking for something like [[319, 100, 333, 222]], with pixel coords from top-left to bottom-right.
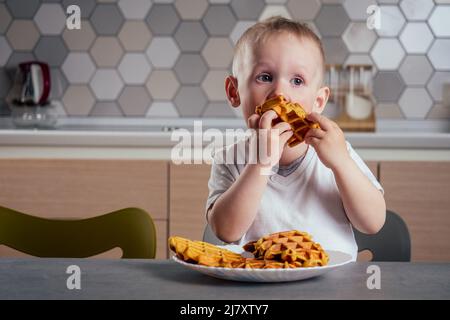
[[304, 112, 350, 171]]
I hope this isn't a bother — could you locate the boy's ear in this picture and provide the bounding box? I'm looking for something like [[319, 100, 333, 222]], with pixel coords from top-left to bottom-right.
[[314, 86, 330, 113], [225, 75, 240, 107]]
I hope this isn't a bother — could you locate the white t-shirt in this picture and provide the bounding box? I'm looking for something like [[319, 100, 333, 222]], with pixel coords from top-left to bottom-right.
[[205, 136, 383, 261]]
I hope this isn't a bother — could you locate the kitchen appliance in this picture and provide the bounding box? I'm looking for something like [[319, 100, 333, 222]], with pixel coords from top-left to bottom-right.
[[9, 61, 57, 128]]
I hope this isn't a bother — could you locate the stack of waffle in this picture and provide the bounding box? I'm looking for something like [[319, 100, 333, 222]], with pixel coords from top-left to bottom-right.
[[168, 236, 244, 268], [243, 230, 329, 267], [169, 230, 328, 269], [255, 95, 320, 147]]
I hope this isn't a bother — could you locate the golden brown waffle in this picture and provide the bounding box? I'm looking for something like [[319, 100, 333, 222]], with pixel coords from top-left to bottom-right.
[[255, 95, 320, 147], [169, 230, 328, 269], [233, 258, 303, 269], [243, 230, 329, 267], [168, 236, 245, 268]]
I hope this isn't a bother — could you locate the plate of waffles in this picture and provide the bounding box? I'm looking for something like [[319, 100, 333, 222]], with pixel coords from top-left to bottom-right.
[[169, 230, 353, 282]]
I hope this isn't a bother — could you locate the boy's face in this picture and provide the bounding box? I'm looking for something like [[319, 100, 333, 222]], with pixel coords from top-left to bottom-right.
[[227, 32, 329, 123]]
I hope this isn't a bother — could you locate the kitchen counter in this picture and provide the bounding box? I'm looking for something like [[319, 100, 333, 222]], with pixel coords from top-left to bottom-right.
[[0, 117, 449, 161]]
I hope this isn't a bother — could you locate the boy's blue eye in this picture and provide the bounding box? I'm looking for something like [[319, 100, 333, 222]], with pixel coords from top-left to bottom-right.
[[256, 74, 272, 82], [291, 77, 304, 86]]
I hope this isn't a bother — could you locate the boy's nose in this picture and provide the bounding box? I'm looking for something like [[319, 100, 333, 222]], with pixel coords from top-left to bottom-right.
[[268, 81, 290, 101]]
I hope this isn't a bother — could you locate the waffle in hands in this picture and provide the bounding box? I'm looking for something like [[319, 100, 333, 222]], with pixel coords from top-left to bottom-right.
[[255, 95, 320, 147], [243, 230, 329, 267]]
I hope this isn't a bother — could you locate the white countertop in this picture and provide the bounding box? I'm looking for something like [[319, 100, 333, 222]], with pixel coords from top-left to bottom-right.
[[0, 117, 449, 161]]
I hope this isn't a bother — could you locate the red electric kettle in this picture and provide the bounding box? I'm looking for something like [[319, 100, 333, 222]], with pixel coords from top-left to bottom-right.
[[12, 61, 51, 106]]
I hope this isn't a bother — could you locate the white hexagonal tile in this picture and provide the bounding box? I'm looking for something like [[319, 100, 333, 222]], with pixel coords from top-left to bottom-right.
[[118, 0, 152, 19], [343, 22, 377, 53], [62, 85, 95, 116], [34, 3, 66, 35], [202, 38, 234, 68], [118, 53, 152, 85], [146, 101, 179, 118], [398, 87, 433, 119], [0, 36, 12, 67], [399, 23, 434, 54], [90, 69, 124, 100], [428, 6, 450, 37], [175, 0, 208, 19], [230, 21, 256, 45], [400, 0, 434, 21], [259, 5, 292, 21], [375, 6, 405, 37], [62, 53, 96, 84], [146, 37, 180, 68], [201, 70, 228, 101], [428, 40, 450, 70], [370, 38, 405, 70], [146, 70, 180, 100], [343, 0, 377, 20]]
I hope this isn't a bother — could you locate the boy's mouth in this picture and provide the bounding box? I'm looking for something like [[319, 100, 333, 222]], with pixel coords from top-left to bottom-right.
[[255, 95, 320, 147]]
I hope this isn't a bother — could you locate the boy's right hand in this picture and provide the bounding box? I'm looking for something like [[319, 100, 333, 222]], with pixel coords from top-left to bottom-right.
[[247, 110, 293, 170]]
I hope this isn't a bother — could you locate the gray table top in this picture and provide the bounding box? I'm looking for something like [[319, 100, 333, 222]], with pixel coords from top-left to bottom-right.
[[0, 259, 449, 300]]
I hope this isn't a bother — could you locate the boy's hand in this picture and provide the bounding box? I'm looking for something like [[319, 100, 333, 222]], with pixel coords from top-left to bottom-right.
[[304, 112, 350, 171], [247, 110, 293, 168]]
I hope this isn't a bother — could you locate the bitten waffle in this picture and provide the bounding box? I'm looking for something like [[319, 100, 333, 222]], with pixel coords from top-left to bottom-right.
[[255, 95, 320, 147], [243, 230, 329, 267]]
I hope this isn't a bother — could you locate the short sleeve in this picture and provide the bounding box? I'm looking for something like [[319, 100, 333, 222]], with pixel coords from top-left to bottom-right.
[[346, 141, 384, 195], [205, 149, 237, 221]]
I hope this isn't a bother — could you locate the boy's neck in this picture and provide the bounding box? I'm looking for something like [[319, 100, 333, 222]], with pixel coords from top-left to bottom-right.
[[278, 143, 309, 166]]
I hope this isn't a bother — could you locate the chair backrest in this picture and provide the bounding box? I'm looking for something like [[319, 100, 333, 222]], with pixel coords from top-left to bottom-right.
[[203, 210, 411, 262], [353, 210, 411, 261], [0, 206, 156, 259]]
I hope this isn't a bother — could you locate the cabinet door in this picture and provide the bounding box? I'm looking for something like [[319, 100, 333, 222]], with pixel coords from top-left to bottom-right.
[[0, 159, 168, 259], [380, 161, 450, 261], [169, 164, 211, 241]]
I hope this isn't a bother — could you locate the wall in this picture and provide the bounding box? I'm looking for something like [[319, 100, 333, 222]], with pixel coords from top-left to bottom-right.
[[0, 0, 449, 121]]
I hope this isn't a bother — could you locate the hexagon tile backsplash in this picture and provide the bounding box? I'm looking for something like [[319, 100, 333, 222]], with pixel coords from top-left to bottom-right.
[[0, 0, 449, 121]]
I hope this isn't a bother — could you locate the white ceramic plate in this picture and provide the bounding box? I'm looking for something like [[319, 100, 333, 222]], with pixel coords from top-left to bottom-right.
[[172, 246, 353, 283]]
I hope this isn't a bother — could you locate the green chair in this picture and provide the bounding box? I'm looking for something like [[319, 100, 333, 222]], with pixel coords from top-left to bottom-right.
[[203, 210, 411, 262], [0, 206, 156, 259]]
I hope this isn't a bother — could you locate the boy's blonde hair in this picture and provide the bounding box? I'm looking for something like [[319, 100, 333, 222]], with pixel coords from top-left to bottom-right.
[[232, 16, 326, 83]]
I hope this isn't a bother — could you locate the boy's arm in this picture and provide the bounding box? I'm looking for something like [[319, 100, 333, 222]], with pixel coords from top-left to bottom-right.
[[208, 163, 269, 243], [208, 111, 293, 243], [332, 157, 386, 234], [304, 113, 386, 234]]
